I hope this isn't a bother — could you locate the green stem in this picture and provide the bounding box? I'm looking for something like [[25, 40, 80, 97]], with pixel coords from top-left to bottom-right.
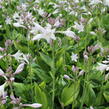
[[52, 41, 55, 109], [27, 36, 33, 102], [52, 76, 55, 109], [61, 103, 64, 109]]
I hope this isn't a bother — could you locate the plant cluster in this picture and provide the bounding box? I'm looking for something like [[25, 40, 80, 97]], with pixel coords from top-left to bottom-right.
[[0, 0, 109, 109]]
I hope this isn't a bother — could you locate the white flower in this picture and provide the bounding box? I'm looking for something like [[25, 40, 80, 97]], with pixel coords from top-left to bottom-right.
[[21, 103, 42, 108], [90, 106, 94, 109], [71, 53, 78, 62], [74, 0, 79, 3], [61, 29, 77, 39], [79, 70, 85, 76], [0, 47, 4, 51], [0, 25, 2, 28], [5, 17, 12, 24], [13, 13, 26, 28], [53, 9, 59, 14], [0, 69, 5, 76], [89, 0, 102, 5], [32, 23, 56, 43], [102, 60, 109, 64], [63, 75, 71, 80], [0, 82, 6, 97], [96, 63, 109, 72], [103, 0, 109, 6], [88, 18, 93, 24], [13, 12, 19, 20], [13, 63, 25, 75], [0, 55, 3, 59], [54, 20, 61, 27], [105, 73, 109, 81], [69, 10, 78, 16], [90, 31, 96, 35], [57, 29, 80, 41], [11, 50, 29, 64], [12, 50, 23, 60], [37, 8, 45, 16], [13, 23, 26, 28], [17, 3, 27, 11], [35, 0, 41, 3], [73, 21, 84, 33], [0, 69, 7, 80]]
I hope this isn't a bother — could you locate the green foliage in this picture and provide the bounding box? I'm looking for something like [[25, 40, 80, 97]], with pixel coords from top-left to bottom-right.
[[60, 80, 80, 106], [0, 0, 109, 109]]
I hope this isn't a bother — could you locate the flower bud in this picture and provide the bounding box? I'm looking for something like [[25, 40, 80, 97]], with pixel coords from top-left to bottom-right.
[[63, 75, 71, 80]]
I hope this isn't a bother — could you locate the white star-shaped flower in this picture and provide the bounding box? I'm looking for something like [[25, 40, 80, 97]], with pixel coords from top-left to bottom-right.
[[73, 21, 84, 33], [71, 53, 78, 62], [32, 23, 56, 43]]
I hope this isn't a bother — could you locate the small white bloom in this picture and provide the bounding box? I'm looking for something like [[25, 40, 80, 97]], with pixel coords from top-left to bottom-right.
[[13, 12, 19, 20], [105, 73, 109, 81], [90, 31, 96, 35], [37, 8, 45, 16], [0, 69, 7, 80], [32, 23, 56, 43], [62, 29, 77, 39], [90, 106, 94, 109], [0, 82, 6, 97], [102, 60, 109, 64], [5, 17, 12, 24], [64, 30, 76, 38], [21, 103, 42, 108], [0, 69, 4, 76], [88, 18, 93, 24], [73, 21, 84, 33], [35, 0, 41, 3], [13, 23, 26, 28], [69, 11, 78, 16], [54, 20, 61, 27], [11, 50, 29, 64], [103, 0, 109, 6], [89, 0, 102, 5], [0, 25, 2, 28], [53, 9, 59, 14], [96, 63, 109, 72], [79, 70, 85, 76], [12, 50, 23, 60], [13, 12, 26, 28], [0, 47, 4, 51], [14, 63, 25, 75], [17, 3, 27, 11], [0, 55, 4, 59], [63, 75, 71, 80], [74, 0, 79, 3], [71, 53, 78, 62]]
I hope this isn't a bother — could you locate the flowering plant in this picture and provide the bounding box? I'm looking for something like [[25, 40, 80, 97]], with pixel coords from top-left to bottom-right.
[[0, 0, 109, 109]]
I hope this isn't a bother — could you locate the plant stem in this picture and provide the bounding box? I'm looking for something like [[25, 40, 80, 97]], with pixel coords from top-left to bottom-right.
[[51, 41, 55, 109], [52, 76, 55, 109], [61, 103, 64, 109]]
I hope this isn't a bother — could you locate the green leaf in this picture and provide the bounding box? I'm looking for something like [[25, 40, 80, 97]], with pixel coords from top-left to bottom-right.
[[13, 82, 31, 101], [95, 91, 104, 106], [61, 80, 80, 106], [82, 83, 96, 106], [34, 83, 51, 109], [40, 53, 53, 68], [34, 68, 51, 82], [103, 91, 109, 102], [56, 57, 64, 68]]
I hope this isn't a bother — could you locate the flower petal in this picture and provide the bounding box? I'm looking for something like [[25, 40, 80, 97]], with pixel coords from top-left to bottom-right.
[[32, 34, 43, 41], [21, 103, 42, 108], [14, 63, 25, 75]]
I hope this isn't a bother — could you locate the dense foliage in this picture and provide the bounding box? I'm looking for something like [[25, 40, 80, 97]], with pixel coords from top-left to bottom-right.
[[0, 0, 109, 109]]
